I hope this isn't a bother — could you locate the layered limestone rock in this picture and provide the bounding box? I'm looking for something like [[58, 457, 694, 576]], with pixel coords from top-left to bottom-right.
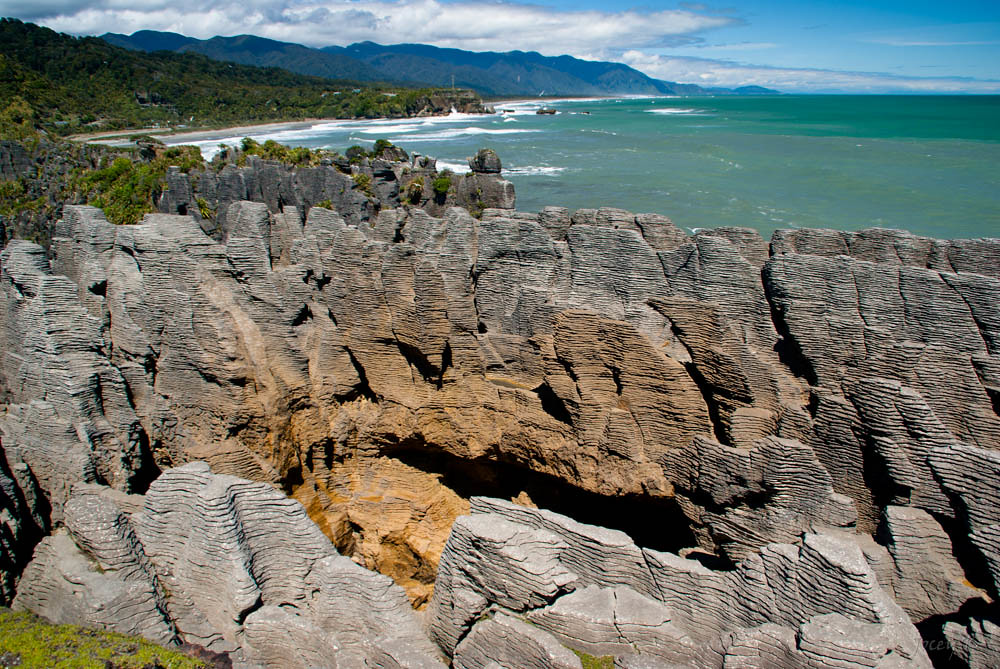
[[0, 437, 46, 605], [661, 434, 858, 562], [14, 462, 442, 668], [0, 228, 158, 528], [3, 182, 1000, 663], [429, 497, 932, 668]]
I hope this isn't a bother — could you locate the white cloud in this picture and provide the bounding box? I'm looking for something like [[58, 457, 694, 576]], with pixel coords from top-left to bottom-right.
[[619, 51, 1000, 93], [26, 0, 738, 54]]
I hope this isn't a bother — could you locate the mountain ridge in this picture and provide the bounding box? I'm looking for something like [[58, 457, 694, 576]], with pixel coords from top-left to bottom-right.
[[101, 30, 780, 97]]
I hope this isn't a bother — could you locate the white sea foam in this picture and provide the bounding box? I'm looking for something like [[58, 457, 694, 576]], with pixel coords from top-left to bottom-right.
[[434, 160, 469, 173], [399, 127, 540, 142], [354, 122, 425, 135], [647, 108, 707, 115], [505, 165, 566, 176]]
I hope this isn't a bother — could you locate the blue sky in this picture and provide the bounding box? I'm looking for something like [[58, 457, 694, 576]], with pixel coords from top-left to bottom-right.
[[11, 0, 1000, 92]]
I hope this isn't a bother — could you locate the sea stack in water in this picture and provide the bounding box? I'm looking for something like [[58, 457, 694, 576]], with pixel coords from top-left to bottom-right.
[[2, 151, 999, 667]]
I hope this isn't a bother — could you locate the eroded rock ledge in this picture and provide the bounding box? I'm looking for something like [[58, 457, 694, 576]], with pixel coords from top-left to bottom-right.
[[2, 191, 1000, 666]]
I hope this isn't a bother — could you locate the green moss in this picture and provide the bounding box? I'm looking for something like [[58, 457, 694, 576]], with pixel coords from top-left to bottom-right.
[[314, 199, 333, 210], [569, 648, 615, 669], [0, 609, 208, 668]]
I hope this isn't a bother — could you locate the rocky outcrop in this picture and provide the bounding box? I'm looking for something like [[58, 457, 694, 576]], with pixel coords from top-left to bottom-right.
[[429, 497, 932, 668], [14, 462, 442, 668], [157, 145, 515, 238], [3, 162, 1000, 664], [468, 149, 502, 174], [0, 137, 515, 252]]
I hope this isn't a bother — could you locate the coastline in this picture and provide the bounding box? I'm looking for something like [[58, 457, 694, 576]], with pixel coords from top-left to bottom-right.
[[151, 119, 330, 145]]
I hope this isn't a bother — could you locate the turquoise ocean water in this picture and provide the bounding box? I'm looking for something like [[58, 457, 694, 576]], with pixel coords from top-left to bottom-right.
[[177, 96, 1000, 240]]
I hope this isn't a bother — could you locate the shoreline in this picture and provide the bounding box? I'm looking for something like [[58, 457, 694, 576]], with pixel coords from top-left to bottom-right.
[[67, 96, 651, 146], [152, 119, 330, 145]]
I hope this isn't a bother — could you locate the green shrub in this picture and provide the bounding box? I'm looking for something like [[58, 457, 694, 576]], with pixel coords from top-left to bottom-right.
[[432, 173, 451, 198], [0, 96, 39, 142], [406, 177, 424, 204], [81, 146, 205, 225], [346, 145, 368, 164], [195, 197, 214, 220], [352, 172, 374, 197]]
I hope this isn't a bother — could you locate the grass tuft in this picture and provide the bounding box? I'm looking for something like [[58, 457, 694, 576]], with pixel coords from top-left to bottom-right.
[[0, 609, 209, 668]]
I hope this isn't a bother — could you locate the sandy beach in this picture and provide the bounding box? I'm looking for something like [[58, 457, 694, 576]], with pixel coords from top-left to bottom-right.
[[65, 118, 331, 145], [150, 119, 329, 144]]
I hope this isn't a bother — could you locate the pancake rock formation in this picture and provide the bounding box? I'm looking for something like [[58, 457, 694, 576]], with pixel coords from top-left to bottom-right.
[[1, 161, 1000, 666], [13, 462, 442, 668], [430, 496, 931, 668]]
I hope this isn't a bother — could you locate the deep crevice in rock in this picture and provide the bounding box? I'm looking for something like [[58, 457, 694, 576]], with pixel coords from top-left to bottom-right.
[[291, 303, 312, 327], [343, 349, 377, 402], [761, 270, 818, 387], [681, 361, 730, 446], [396, 340, 447, 388], [610, 366, 623, 396], [533, 382, 573, 426], [915, 597, 994, 669], [985, 387, 1000, 419], [387, 446, 696, 555]]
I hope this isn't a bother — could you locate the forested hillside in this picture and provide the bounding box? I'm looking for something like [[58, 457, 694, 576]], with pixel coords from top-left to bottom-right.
[[0, 19, 485, 137]]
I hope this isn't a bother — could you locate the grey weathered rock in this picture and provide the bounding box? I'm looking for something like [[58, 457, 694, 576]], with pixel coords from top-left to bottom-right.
[[871, 505, 984, 621], [928, 442, 1000, 598], [763, 249, 1000, 533], [527, 585, 695, 664], [5, 180, 1000, 663], [13, 530, 176, 645], [770, 226, 1000, 279], [454, 612, 582, 669], [943, 615, 1000, 669], [0, 440, 46, 605], [15, 462, 443, 668], [0, 229, 157, 529], [430, 498, 931, 668], [661, 435, 857, 561], [468, 148, 502, 174]]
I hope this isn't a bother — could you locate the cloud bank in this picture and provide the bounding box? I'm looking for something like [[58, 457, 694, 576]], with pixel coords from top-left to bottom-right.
[[23, 0, 737, 53], [619, 51, 1000, 94], [13, 0, 1000, 93]]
